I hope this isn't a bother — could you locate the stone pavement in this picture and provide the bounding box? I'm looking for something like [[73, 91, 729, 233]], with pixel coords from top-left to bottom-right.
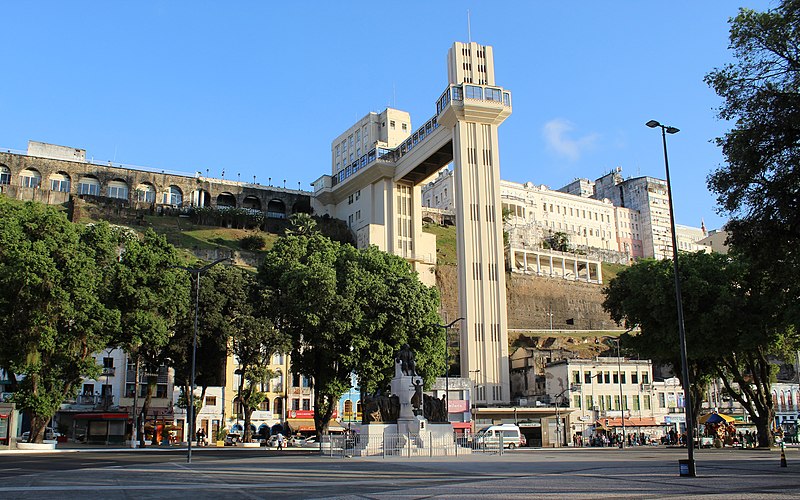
[[0, 447, 797, 499]]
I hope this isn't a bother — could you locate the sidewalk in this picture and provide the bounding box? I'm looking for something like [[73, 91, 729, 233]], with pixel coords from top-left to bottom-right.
[[1, 442, 230, 454]]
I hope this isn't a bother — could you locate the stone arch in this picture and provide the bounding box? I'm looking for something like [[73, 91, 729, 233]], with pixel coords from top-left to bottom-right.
[[165, 185, 183, 206], [135, 182, 157, 203], [107, 179, 129, 200], [49, 171, 71, 192], [267, 199, 287, 219], [19, 167, 42, 188], [217, 192, 236, 208], [193, 188, 211, 207], [291, 199, 311, 214], [273, 397, 284, 419], [77, 175, 101, 196], [422, 216, 435, 224], [242, 195, 261, 210], [0, 164, 10, 185]]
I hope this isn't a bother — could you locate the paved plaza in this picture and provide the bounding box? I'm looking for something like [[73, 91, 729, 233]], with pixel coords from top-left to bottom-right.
[[0, 447, 797, 499]]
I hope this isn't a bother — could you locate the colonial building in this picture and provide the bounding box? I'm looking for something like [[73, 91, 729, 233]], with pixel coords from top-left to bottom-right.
[[0, 141, 311, 218]]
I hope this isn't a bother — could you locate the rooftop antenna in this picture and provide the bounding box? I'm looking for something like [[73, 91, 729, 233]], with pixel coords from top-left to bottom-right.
[[467, 9, 472, 43]]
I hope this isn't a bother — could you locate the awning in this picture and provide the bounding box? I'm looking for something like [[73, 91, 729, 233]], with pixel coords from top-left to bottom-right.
[[451, 422, 472, 430], [698, 412, 735, 424], [286, 419, 345, 433], [73, 413, 129, 420], [601, 417, 660, 428]]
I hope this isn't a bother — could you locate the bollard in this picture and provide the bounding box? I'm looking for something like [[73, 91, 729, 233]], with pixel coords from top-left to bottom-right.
[[780, 442, 788, 468]]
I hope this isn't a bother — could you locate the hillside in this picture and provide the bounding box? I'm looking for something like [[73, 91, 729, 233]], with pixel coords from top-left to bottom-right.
[[78, 205, 622, 351]]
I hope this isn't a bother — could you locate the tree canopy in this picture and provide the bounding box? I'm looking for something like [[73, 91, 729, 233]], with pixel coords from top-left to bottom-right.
[[603, 252, 795, 447], [705, 0, 800, 317], [258, 232, 443, 436], [0, 200, 120, 442]]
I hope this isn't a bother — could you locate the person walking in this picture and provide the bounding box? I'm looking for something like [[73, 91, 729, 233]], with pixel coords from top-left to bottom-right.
[[196, 428, 205, 447]]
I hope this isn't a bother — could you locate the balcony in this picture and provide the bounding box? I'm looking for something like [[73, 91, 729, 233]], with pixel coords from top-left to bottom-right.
[[62, 394, 115, 409]]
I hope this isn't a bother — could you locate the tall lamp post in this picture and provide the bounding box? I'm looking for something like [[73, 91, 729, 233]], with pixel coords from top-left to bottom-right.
[[173, 257, 231, 464], [553, 386, 576, 447], [438, 317, 464, 420], [612, 338, 626, 449], [646, 119, 695, 477], [469, 369, 481, 432]]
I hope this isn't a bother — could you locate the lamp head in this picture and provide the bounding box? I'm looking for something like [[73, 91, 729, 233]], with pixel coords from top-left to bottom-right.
[[665, 126, 680, 134], [645, 120, 660, 128]]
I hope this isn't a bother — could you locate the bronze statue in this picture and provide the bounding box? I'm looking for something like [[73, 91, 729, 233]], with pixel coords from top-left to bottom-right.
[[422, 394, 448, 423], [396, 344, 417, 376], [362, 393, 400, 423]]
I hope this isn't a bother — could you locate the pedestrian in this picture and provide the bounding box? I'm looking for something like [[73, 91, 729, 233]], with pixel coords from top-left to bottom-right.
[[196, 428, 205, 447], [277, 433, 284, 450]]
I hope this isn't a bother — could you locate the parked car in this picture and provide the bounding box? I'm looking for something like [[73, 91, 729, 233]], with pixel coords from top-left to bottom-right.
[[224, 433, 242, 446], [20, 428, 60, 442]]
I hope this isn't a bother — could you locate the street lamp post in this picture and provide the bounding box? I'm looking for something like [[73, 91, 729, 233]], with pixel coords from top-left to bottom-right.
[[614, 338, 626, 449], [646, 119, 695, 477], [469, 369, 481, 432], [173, 257, 231, 464], [438, 317, 464, 420], [553, 386, 574, 447]]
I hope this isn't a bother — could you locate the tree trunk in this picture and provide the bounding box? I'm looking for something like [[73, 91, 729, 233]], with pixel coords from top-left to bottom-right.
[[238, 365, 248, 441], [313, 386, 334, 440], [243, 407, 254, 442], [29, 414, 49, 444], [139, 374, 157, 447]]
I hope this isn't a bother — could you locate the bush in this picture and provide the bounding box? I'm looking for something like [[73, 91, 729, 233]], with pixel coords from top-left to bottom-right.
[[240, 234, 266, 251]]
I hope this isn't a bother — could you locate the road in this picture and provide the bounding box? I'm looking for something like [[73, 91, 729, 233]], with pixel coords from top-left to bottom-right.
[[0, 446, 796, 499]]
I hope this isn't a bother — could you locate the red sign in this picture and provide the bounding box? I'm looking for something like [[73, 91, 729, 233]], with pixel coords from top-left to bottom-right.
[[288, 409, 338, 419]]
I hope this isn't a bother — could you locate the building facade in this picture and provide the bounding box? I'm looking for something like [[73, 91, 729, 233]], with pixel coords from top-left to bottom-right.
[[0, 141, 311, 218]]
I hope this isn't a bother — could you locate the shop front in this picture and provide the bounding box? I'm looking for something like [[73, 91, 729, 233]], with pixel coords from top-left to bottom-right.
[[285, 410, 344, 437], [73, 412, 128, 444]]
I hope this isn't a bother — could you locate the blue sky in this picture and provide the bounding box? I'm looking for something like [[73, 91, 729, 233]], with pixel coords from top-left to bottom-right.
[[1, 1, 774, 229]]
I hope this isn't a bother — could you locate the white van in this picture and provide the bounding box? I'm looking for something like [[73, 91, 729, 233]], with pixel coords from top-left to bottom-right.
[[474, 424, 525, 449]]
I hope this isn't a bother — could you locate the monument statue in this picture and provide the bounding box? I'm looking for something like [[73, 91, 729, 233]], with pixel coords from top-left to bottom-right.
[[423, 394, 448, 423], [362, 393, 400, 423], [396, 343, 417, 377]]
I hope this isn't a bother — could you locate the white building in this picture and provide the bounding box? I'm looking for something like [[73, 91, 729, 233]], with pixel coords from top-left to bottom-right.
[[675, 223, 710, 253], [544, 357, 665, 441]]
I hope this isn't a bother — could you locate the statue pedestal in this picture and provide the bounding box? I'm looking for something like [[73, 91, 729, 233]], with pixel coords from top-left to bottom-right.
[[351, 360, 468, 456]]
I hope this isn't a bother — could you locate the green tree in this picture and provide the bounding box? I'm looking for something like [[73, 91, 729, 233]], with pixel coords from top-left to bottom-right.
[[113, 229, 190, 446], [286, 212, 317, 236], [705, 0, 800, 319], [167, 265, 247, 435], [603, 252, 794, 447], [348, 246, 443, 398], [231, 315, 287, 442], [0, 200, 120, 443], [258, 234, 443, 437]]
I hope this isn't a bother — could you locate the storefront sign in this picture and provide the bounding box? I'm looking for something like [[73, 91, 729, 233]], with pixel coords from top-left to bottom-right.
[[448, 400, 468, 413], [288, 409, 338, 419]]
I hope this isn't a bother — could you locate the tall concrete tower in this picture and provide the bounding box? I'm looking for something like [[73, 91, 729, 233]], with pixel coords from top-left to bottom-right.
[[438, 42, 512, 405]]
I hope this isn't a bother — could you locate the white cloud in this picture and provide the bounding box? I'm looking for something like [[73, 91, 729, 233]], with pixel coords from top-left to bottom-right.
[[542, 118, 599, 162]]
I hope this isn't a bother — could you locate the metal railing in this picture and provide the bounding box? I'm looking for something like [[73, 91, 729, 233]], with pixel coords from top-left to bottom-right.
[[320, 431, 509, 458]]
